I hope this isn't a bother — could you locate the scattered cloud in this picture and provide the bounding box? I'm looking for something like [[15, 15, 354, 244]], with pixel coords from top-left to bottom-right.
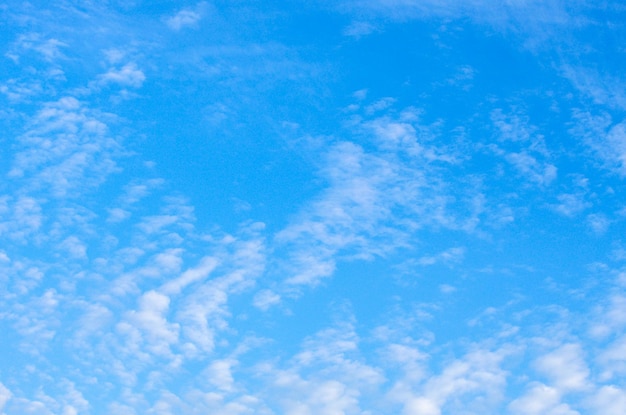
[[506, 151, 557, 185], [166, 3, 207, 31], [417, 246, 465, 266], [508, 383, 579, 415], [9, 33, 68, 63], [534, 343, 590, 392], [588, 386, 626, 415], [587, 213, 610, 234], [119, 290, 180, 357], [97, 63, 145, 88], [0, 383, 11, 412], [253, 289, 281, 310], [8, 97, 122, 199], [561, 65, 626, 111], [343, 21, 378, 38], [551, 192, 590, 217]]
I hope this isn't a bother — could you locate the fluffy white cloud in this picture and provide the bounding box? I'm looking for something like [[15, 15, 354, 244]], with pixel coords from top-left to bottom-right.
[[252, 289, 281, 310], [404, 397, 440, 415], [120, 290, 179, 357], [534, 344, 590, 392], [0, 383, 11, 412], [97, 63, 145, 88], [166, 8, 202, 30], [508, 383, 579, 415], [588, 386, 626, 415]]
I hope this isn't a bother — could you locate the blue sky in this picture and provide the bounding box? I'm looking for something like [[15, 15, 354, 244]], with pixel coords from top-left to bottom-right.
[[2, 1, 626, 414]]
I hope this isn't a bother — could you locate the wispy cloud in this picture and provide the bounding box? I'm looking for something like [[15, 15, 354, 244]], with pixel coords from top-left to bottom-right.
[[8, 33, 68, 63], [166, 5, 204, 31], [569, 110, 626, 177], [508, 383, 578, 415], [253, 289, 281, 310], [96, 63, 145, 88], [416, 246, 465, 266], [562, 65, 626, 111], [489, 108, 558, 187], [335, 0, 582, 43], [118, 290, 180, 358], [0, 383, 10, 412], [506, 151, 557, 186], [8, 97, 122, 199], [275, 105, 487, 287], [343, 21, 378, 38]]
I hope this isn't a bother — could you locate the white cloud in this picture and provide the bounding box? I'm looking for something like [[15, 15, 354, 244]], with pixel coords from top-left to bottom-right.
[[283, 250, 336, 286], [598, 335, 626, 380], [0, 383, 11, 412], [0, 78, 45, 102], [343, 21, 378, 38], [353, 89, 368, 100], [491, 109, 539, 144], [103, 48, 127, 64], [364, 112, 454, 161], [276, 107, 486, 287], [301, 380, 359, 415], [166, 6, 203, 31], [257, 321, 384, 415], [587, 213, 610, 234], [534, 343, 589, 392], [6, 398, 55, 415], [204, 359, 237, 392], [551, 192, 590, 217], [120, 290, 180, 357], [570, 112, 626, 177], [71, 302, 113, 346], [506, 151, 557, 186], [589, 293, 626, 340], [97, 63, 145, 88], [275, 144, 411, 284], [365, 97, 396, 114], [8, 97, 121, 199], [137, 214, 185, 235], [417, 246, 465, 266], [604, 121, 626, 175], [335, 0, 578, 47], [403, 397, 440, 415], [153, 249, 185, 273], [107, 207, 131, 223], [7, 289, 61, 355], [561, 65, 626, 111], [161, 256, 218, 295], [424, 348, 511, 412], [174, 231, 266, 356], [0, 196, 43, 242], [10, 33, 67, 63], [439, 284, 457, 294], [588, 386, 626, 415], [253, 289, 281, 310], [490, 109, 557, 186], [59, 380, 89, 415], [0, 251, 9, 262], [508, 383, 579, 415], [120, 179, 165, 205], [59, 236, 87, 259]]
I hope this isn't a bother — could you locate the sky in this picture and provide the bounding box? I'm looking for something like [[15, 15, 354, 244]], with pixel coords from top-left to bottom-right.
[[1, 0, 626, 414]]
